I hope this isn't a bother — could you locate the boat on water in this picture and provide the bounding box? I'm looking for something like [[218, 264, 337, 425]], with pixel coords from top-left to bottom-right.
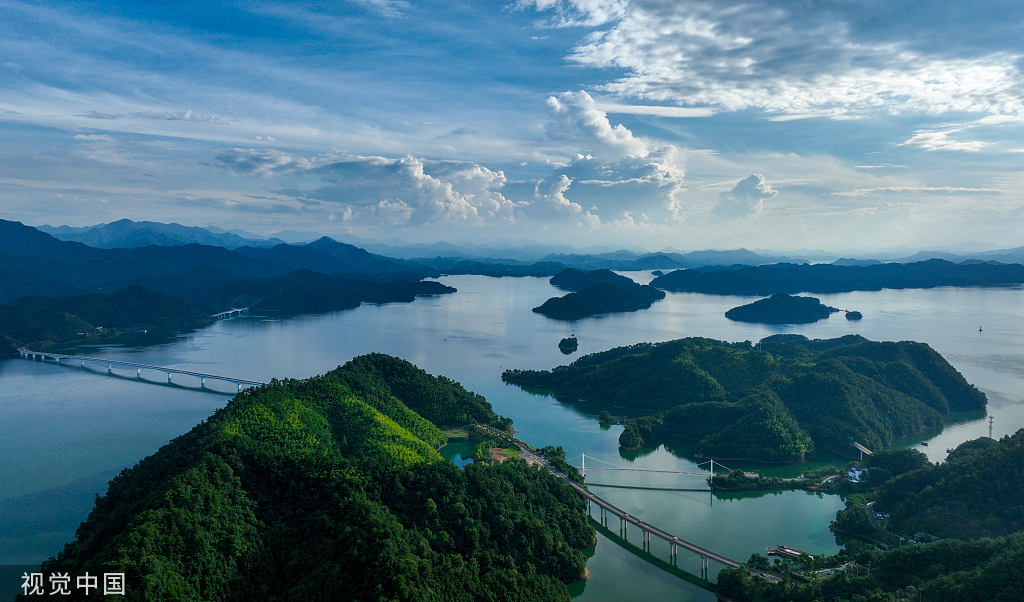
[[768, 545, 815, 559]]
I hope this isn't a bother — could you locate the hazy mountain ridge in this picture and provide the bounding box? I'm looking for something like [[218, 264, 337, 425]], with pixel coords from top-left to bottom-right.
[[38, 219, 287, 249]]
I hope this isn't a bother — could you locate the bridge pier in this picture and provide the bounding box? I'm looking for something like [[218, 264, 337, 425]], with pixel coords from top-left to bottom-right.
[[107, 364, 112, 375], [201, 378, 206, 389], [700, 556, 709, 579], [620, 517, 626, 538], [137, 368, 141, 379], [167, 373, 172, 383]]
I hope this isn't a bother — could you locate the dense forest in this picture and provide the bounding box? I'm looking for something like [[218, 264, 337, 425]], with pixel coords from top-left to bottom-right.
[[0, 285, 213, 358], [24, 355, 593, 601], [725, 294, 841, 324], [199, 269, 456, 315], [650, 258, 1024, 295], [503, 335, 985, 461], [533, 269, 665, 320], [873, 430, 1024, 539], [717, 432, 1024, 601]]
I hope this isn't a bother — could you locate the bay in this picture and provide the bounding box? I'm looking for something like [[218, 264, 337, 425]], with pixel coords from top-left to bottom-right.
[[1, 274, 1022, 600]]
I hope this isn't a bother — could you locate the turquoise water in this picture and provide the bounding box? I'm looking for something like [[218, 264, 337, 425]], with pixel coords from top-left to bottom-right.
[[1, 274, 1022, 600]]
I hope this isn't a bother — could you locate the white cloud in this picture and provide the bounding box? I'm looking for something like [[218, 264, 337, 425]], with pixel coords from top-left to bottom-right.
[[899, 130, 990, 152], [712, 173, 777, 218], [211, 148, 318, 177], [832, 186, 1000, 197], [211, 149, 517, 227], [517, 0, 629, 27], [533, 174, 601, 227], [543, 1, 1024, 119], [346, 0, 410, 18], [546, 90, 650, 160], [597, 102, 714, 118]]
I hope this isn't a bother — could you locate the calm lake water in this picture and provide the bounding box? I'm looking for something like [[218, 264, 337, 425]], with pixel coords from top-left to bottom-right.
[[2, 274, 1022, 601]]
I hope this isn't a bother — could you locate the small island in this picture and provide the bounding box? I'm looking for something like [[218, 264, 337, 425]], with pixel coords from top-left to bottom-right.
[[534, 269, 665, 320], [724, 293, 840, 324], [558, 336, 579, 354], [846, 310, 863, 320]]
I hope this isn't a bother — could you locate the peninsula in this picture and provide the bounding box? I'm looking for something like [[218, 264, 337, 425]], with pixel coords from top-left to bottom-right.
[[32, 355, 593, 601], [503, 335, 985, 462]]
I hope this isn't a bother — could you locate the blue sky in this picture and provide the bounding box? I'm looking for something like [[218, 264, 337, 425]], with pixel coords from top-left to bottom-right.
[[1, 0, 1022, 251]]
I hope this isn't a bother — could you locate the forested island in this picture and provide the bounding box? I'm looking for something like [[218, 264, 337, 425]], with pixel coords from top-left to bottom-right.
[[650, 258, 1024, 295], [718, 431, 1024, 601], [24, 354, 593, 601], [724, 294, 841, 324], [502, 335, 985, 462], [533, 268, 665, 320]]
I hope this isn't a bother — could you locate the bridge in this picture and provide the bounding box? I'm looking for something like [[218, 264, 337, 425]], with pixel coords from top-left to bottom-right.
[[18, 348, 266, 393], [475, 425, 780, 583], [212, 307, 250, 320]]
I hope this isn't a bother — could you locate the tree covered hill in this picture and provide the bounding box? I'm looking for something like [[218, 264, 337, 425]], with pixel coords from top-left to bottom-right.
[[650, 258, 1024, 295], [717, 432, 1024, 601], [875, 430, 1024, 539], [0, 285, 214, 357], [725, 293, 840, 324], [533, 269, 666, 320], [26, 356, 592, 601], [0, 219, 435, 304], [502, 335, 985, 462]]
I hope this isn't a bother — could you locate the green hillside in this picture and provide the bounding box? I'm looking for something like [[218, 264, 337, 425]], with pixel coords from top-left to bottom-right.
[[717, 432, 1024, 601], [0, 285, 213, 357], [503, 335, 985, 462], [875, 430, 1024, 539], [26, 357, 592, 601]]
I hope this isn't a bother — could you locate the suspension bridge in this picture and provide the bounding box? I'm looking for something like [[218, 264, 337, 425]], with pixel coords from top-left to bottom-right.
[[575, 453, 735, 480], [17, 348, 265, 393], [475, 425, 780, 583]]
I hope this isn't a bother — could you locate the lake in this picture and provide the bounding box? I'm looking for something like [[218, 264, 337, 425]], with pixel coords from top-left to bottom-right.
[[2, 274, 1022, 601]]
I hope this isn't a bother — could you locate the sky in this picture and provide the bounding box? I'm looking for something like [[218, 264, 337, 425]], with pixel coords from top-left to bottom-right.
[[1, 0, 1023, 252]]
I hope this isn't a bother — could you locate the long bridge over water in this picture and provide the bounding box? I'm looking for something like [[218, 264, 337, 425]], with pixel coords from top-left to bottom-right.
[[476, 425, 781, 583], [16, 349, 778, 584], [18, 348, 265, 393]]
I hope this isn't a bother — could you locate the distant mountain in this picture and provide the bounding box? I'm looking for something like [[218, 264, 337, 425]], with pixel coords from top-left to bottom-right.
[[651, 259, 1024, 295], [39, 219, 286, 249], [831, 258, 883, 267], [549, 268, 639, 291], [0, 220, 435, 304]]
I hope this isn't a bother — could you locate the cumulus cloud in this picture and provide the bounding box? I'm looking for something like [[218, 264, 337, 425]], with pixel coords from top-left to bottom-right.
[[713, 173, 777, 218], [535, 174, 599, 227], [546, 90, 649, 161], [211, 149, 517, 227], [537, 1, 1024, 119]]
